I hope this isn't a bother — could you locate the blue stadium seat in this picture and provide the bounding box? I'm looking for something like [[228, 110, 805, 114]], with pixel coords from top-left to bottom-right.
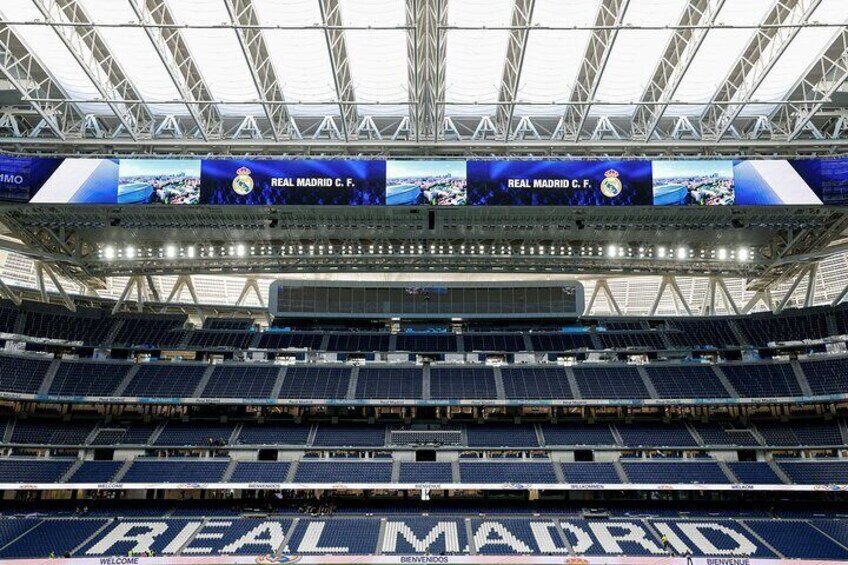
[[616, 423, 698, 447], [755, 421, 843, 446], [236, 423, 310, 446], [67, 461, 122, 483], [691, 422, 761, 446], [743, 520, 848, 559], [466, 425, 539, 448], [0, 519, 108, 558], [778, 461, 848, 484], [0, 459, 74, 482], [154, 422, 234, 446]]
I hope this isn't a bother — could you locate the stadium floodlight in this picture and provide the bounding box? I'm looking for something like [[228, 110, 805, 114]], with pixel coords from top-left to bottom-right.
[[718, 248, 728, 261], [658, 246, 667, 259], [235, 244, 246, 258], [738, 248, 749, 262], [607, 244, 617, 257], [187, 246, 196, 259], [676, 247, 687, 260], [165, 245, 176, 259], [124, 246, 135, 260], [103, 246, 115, 261]]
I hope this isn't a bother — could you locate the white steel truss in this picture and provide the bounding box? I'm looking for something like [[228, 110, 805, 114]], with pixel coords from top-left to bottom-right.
[[0, 0, 844, 155]]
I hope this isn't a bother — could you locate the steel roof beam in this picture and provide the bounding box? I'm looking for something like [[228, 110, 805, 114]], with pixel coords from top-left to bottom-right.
[[771, 25, 848, 141], [700, 0, 823, 141], [407, 0, 447, 141], [496, 0, 535, 139], [127, 0, 223, 141], [31, 0, 155, 140], [558, 0, 630, 142], [222, 0, 292, 142], [632, 0, 726, 141], [0, 24, 75, 139], [318, 0, 358, 141]]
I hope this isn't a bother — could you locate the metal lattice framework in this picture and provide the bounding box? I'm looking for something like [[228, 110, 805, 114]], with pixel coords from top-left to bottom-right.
[[0, 0, 844, 156]]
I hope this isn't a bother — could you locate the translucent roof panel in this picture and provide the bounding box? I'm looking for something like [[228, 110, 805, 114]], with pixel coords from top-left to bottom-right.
[[76, 0, 185, 116], [444, 0, 513, 116], [164, 0, 262, 117], [253, 0, 338, 117], [514, 0, 598, 117], [340, 0, 409, 116], [0, 0, 110, 115], [663, 1, 777, 118], [742, 0, 848, 117], [589, 0, 686, 117]]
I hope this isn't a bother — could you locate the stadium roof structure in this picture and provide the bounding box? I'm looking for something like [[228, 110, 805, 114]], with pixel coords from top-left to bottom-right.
[[0, 0, 848, 317], [0, 0, 845, 158]]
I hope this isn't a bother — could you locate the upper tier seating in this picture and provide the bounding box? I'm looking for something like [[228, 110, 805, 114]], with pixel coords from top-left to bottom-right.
[[664, 318, 742, 349], [89, 424, 156, 446], [278, 366, 351, 399], [540, 423, 617, 446], [646, 365, 730, 398], [501, 366, 573, 399], [0, 355, 51, 394], [67, 461, 122, 483], [185, 331, 253, 350], [257, 332, 324, 350], [736, 309, 831, 345], [355, 367, 422, 399], [721, 363, 802, 398], [111, 314, 186, 348], [430, 367, 497, 400], [800, 357, 848, 395], [0, 300, 20, 333], [726, 462, 784, 484], [201, 364, 279, 399], [616, 423, 699, 447], [755, 421, 843, 446], [0, 459, 73, 482], [48, 361, 131, 397], [236, 423, 310, 446], [597, 332, 666, 349], [11, 419, 95, 445], [572, 365, 650, 399], [122, 363, 207, 397], [622, 461, 731, 484], [560, 462, 621, 483], [121, 459, 229, 483], [395, 333, 458, 352], [463, 333, 525, 352], [202, 318, 255, 331], [465, 425, 539, 448], [312, 425, 386, 447], [458, 461, 558, 483], [691, 422, 761, 446], [529, 333, 594, 351], [153, 421, 234, 446], [778, 461, 848, 485], [326, 333, 391, 352], [294, 461, 393, 483], [230, 461, 290, 483], [398, 462, 453, 483], [22, 305, 111, 344]]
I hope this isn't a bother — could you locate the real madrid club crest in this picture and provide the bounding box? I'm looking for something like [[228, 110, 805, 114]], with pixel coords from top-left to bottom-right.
[[232, 166, 254, 196], [600, 169, 622, 198]]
